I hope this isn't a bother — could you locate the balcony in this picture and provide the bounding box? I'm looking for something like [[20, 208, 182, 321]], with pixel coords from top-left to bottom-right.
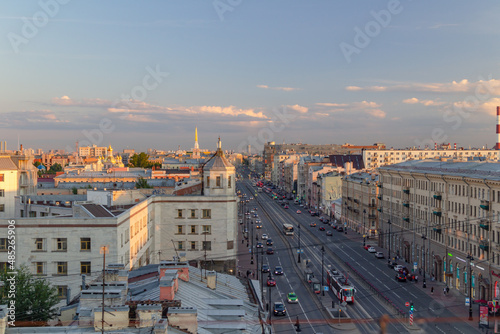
[[403, 217, 410, 222], [402, 202, 410, 208], [433, 192, 442, 201], [432, 208, 441, 217], [433, 226, 442, 233], [377, 208, 383, 213], [480, 200, 490, 211], [377, 195, 382, 200], [377, 184, 383, 188], [403, 187, 410, 195], [353, 199, 360, 204], [479, 219, 490, 231], [479, 240, 489, 251]]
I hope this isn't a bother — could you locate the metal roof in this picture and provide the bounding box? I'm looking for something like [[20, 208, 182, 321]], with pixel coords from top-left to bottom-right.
[[0, 157, 18, 170]]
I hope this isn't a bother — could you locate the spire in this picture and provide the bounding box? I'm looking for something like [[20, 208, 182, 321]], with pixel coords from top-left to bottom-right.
[[194, 127, 199, 150], [216, 137, 223, 156]]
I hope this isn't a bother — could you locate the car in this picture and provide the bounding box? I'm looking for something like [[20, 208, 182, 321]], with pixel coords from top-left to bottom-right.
[[256, 224, 262, 229], [274, 266, 284, 275], [395, 273, 407, 282], [287, 292, 298, 304], [255, 219, 261, 224], [261, 264, 270, 273], [267, 277, 276, 287], [337, 226, 344, 232], [284, 205, 289, 209], [256, 242, 264, 248], [326, 230, 333, 236], [253, 214, 258, 218], [394, 265, 404, 272], [310, 211, 317, 216], [273, 302, 286, 316], [245, 212, 250, 215], [261, 234, 268, 240], [296, 210, 301, 214], [364, 245, 371, 250], [367, 247, 376, 253], [266, 248, 274, 255], [319, 226, 325, 231], [388, 261, 398, 269], [310, 222, 317, 227], [266, 239, 273, 246], [375, 252, 384, 259]]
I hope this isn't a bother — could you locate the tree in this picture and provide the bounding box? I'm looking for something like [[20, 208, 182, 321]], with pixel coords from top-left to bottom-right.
[[48, 163, 63, 173], [0, 266, 59, 324], [128, 153, 150, 168], [136, 177, 152, 189], [72, 187, 78, 195], [33, 161, 41, 167]]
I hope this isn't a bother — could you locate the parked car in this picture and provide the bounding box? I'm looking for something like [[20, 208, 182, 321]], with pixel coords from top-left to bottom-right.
[[267, 248, 274, 255], [367, 247, 376, 253], [395, 273, 407, 282], [287, 292, 298, 304], [388, 261, 398, 269], [273, 302, 286, 316], [375, 252, 384, 259], [274, 266, 284, 275], [394, 265, 404, 272], [363, 245, 371, 250], [267, 277, 276, 287]]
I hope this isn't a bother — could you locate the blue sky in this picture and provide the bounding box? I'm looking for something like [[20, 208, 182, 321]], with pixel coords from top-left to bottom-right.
[[2, 0, 500, 152]]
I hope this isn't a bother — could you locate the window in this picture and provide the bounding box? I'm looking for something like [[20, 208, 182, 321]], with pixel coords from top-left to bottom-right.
[[56, 238, 67, 251], [0, 189, 4, 197], [206, 176, 210, 187], [190, 225, 197, 234], [216, 176, 221, 187], [190, 241, 196, 250], [176, 225, 184, 234], [202, 209, 211, 219], [190, 209, 196, 218], [57, 262, 68, 275], [0, 174, 4, 182], [202, 225, 211, 234], [0, 204, 4, 212], [202, 241, 212, 251], [34, 238, 45, 251], [29, 211, 36, 217], [228, 176, 231, 188], [177, 209, 183, 218], [125, 228, 129, 243], [177, 241, 184, 250], [80, 238, 91, 251], [0, 238, 6, 251], [35, 262, 45, 275], [80, 261, 91, 274], [57, 286, 68, 299]]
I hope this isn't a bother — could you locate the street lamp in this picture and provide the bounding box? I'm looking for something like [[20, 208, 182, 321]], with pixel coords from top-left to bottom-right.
[[422, 234, 427, 288], [387, 219, 391, 263], [297, 224, 301, 263], [467, 254, 474, 321], [363, 209, 366, 246], [321, 245, 325, 296], [250, 219, 254, 264]]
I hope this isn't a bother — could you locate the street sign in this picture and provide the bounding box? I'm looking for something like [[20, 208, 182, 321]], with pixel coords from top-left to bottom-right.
[[296, 249, 303, 254], [413, 262, 417, 270], [324, 286, 329, 291], [405, 302, 410, 307], [465, 297, 470, 306]]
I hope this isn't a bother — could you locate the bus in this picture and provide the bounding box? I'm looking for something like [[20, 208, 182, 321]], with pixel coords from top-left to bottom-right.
[[311, 278, 321, 294], [283, 223, 294, 236], [326, 269, 356, 303]]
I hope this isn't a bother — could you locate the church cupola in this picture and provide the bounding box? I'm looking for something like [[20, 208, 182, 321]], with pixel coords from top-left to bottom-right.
[[202, 137, 235, 196]]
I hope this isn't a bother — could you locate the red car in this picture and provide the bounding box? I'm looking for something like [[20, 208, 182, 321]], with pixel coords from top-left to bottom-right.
[[364, 245, 371, 250], [284, 205, 289, 209], [267, 277, 276, 286]]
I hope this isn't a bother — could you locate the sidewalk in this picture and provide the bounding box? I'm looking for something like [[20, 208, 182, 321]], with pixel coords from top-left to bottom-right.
[[236, 217, 259, 280]]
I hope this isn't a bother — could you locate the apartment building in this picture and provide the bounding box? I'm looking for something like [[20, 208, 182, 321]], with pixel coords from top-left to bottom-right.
[[378, 160, 500, 302], [341, 172, 380, 238]]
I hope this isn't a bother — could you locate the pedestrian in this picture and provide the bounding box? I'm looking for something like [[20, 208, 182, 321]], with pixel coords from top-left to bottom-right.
[[415, 275, 418, 283], [443, 287, 446, 295], [446, 286, 449, 294], [431, 287, 434, 294]]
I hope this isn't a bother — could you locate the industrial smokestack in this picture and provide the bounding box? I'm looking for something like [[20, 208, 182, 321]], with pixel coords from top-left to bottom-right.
[[497, 106, 500, 150], [434, 143, 437, 150], [454, 143, 457, 150]]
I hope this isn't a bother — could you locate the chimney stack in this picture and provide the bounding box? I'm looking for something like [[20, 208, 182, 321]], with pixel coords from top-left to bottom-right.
[[454, 143, 457, 150], [496, 106, 500, 150], [434, 143, 437, 150]]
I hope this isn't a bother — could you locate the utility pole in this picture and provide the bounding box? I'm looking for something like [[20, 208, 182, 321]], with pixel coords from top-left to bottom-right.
[[204, 231, 207, 279], [100, 245, 109, 334], [321, 245, 325, 296], [422, 233, 427, 288], [468, 253, 474, 321], [363, 209, 366, 246], [268, 272, 272, 326], [388, 220, 391, 263]]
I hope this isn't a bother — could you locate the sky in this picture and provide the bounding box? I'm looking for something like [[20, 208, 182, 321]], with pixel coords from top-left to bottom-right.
[[2, 0, 500, 153]]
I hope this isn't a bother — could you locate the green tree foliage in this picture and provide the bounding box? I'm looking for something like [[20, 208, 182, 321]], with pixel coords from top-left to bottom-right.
[[33, 161, 41, 167], [0, 266, 59, 324], [72, 187, 78, 195], [136, 177, 152, 189], [48, 163, 63, 173], [128, 153, 150, 168]]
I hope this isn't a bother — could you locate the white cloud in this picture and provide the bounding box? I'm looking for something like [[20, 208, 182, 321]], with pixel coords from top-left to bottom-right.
[[315, 100, 386, 118], [286, 104, 308, 113], [51, 96, 111, 107], [402, 97, 444, 106], [257, 84, 300, 91]]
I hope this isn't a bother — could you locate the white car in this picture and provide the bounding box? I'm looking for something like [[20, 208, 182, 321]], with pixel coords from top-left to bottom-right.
[[367, 247, 376, 253], [261, 234, 268, 240], [394, 265, 403, 272]]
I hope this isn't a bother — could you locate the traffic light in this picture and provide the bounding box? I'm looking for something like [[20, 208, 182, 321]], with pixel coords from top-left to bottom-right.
[[410, 302, 414, 312]]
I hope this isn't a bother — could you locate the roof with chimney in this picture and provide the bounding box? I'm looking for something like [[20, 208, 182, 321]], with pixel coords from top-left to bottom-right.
[[329, 154, 365, 169]]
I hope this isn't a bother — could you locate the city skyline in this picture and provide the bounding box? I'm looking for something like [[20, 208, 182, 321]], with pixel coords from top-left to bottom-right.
[[2, 1, 500, 151]]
